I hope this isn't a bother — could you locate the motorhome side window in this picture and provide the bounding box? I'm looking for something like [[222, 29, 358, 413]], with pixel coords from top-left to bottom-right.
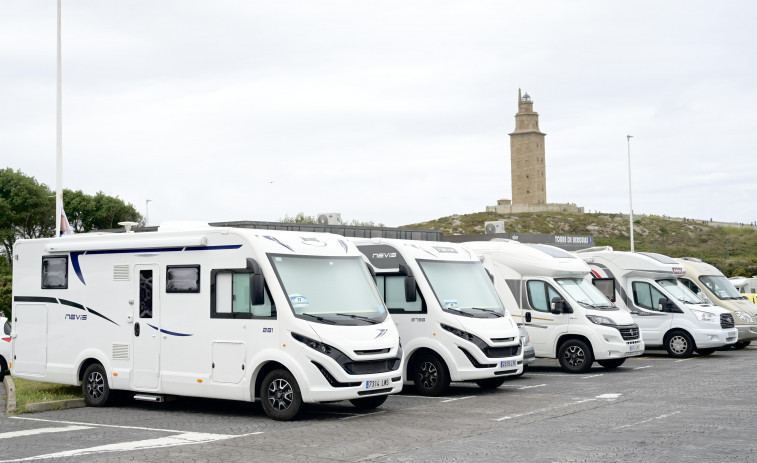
[[632, 281, 666, 311], [166, 265, 200, 293], [139, 270, 153, 318], [212, 271, 276, 318], [41, 256, 68, 289], [526, 280, 560, 312], [376, 275, 424, 313]]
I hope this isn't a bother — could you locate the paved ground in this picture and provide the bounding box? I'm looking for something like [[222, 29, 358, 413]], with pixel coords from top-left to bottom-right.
[[1, 347, 756, 462]]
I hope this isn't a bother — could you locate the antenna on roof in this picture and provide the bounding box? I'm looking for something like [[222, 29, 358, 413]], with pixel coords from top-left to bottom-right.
[[118, 221, 139, 234]]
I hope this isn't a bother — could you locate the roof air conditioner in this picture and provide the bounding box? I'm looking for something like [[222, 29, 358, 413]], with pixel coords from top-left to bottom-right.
[[317, 213, 343, 225], [484, 221, 506, 234]]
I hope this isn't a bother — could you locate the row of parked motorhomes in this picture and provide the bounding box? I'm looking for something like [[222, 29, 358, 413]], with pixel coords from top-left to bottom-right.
[[5, 223, 753, 420]]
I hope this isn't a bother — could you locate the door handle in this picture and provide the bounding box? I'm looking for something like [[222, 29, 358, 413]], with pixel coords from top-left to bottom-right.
[[134, 322, 141, 337]]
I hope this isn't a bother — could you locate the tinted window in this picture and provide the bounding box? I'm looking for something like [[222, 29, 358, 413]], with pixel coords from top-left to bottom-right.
[[139, 270, 153, 318], [166, 266, 200, 293], [42, 256, 68, 289], [632, 281, 667, 311]]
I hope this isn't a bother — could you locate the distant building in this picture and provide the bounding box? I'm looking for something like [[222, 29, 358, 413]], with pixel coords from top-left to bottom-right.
[[487, 89, 583, 214]]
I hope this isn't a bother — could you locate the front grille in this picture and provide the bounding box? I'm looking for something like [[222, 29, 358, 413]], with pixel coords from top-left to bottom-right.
[[312, 361, 361, 388], [721, 313, 735, 329], [616, 325, 641, 340], [354, 348, 390, 355], [343, 357, 401, 375], [490, 337, 516, 343], [459, 347, 497, 368], [482, 345, 521, 359]]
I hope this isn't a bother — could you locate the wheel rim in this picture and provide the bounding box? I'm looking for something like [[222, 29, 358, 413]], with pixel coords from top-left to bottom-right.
[[267, 378, 294, 411], [564, 345, 585, 367], [670, 335, 688, 355], [86, 371, 104, 399], [418, 361, 438, 390]]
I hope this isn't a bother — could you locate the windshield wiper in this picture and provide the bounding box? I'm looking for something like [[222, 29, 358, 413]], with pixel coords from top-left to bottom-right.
[[334, 313, 379, 324], [299, 313, 336, 324], [444, 307, 475, 317], [466, 307, 503, 317]]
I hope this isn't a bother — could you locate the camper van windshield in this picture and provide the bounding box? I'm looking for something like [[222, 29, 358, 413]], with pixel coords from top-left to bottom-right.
[[656, 279, 704, 304], [270, 255, 387, 325], [417, 260, 505, 318], [699, 276, 743, 300], [555, 278, 616, 310]]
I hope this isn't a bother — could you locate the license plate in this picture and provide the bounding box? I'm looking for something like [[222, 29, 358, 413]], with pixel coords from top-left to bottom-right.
[[628, 343, 642, 352], [499, 359, 517, 368], [365, 379, 391, 390]]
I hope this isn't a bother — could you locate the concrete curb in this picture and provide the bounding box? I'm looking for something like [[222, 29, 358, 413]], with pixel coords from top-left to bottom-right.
[[3, 375, 16, 414], [25, 398, 86, 413]]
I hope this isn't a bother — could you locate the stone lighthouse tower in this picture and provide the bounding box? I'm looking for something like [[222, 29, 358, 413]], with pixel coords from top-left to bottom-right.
[[509, 89, 547, 205]]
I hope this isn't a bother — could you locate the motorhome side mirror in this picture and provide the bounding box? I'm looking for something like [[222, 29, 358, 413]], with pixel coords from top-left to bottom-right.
[[657, 297, 676, 312], [250, 273, 265, 306], [405, 276, 417, 303], [550, 297, 564, 314]]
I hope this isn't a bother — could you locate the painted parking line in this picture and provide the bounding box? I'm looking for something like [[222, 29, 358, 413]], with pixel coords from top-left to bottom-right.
[[340, 410, 387, 420], [518, 384, 546, 390], [582, 374, 604, 379], [440, 396, 474, 403], [633, 366, 652, 370], [0, 425, 92, 440], [614, 411, 680, 430], [494, 398, 597, 422], [3, 417, 263, 463]]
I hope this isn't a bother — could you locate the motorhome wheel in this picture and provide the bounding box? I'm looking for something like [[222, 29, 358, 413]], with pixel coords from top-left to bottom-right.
[[261, 369, 302, 421], [0, 357, 6, 381], [558, 339, 594, 373], [412, 353, 450, 396], [695, 348, 716, 356], [475, 377, 507, 389], [82, 363, 112, 407], [597, 358, 626, 369], [664, 331, 694, 358], [350, 394, 388, 410]]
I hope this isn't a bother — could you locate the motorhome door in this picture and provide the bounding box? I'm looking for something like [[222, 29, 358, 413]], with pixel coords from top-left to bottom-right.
[[522, 279, 570, 356], [132, 264, 161, 390]]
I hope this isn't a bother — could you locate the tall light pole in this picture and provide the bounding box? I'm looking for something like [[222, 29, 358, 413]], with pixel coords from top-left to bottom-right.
[[627, 135, 635, 252], [145, 199, 152, 227], [54, 0, 63, 237]]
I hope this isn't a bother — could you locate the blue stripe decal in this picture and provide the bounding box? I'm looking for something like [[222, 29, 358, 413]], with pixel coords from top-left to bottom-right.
[[146, 323, 193, 337], [70, 244, 243, 285]]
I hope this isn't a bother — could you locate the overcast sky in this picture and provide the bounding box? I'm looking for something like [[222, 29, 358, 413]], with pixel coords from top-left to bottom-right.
[[2, 1, 756, 228]]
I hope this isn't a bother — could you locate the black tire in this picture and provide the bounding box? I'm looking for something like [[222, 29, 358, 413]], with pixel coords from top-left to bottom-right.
[[597, 358, 626, 369], [82, 363, 112, 407], [412, 353, 450, 396], [664, 331, 694, 358], [733, 341, 751, 350], [260, 369, 303, 421], [696, 348, 716, 356], [349, 394, 388, 410], [558, 339, 594, 373], [0, 357, 7, 382], [475, 377, 507, 389]]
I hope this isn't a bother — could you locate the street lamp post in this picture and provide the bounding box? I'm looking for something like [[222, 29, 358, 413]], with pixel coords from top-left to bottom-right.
[[627, 135, 635, 252]]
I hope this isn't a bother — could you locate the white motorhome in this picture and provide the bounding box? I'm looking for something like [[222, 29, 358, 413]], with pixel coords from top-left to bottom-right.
[[10, 224, 403, 420], [576, 248, 738, 357], [730, 276, 757, 304], [352, 238, 523, 396], [676, 257, 757, 349], [465, 241, 643, 374]]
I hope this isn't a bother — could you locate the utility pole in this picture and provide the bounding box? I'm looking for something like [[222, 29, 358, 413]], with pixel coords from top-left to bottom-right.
[[627, 135, 634, 252]]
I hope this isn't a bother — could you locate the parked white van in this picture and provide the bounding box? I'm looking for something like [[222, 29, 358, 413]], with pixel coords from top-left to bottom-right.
[[10, 224, 403, 420], [353, 238, 523, 396], [465, 241, 643, 373], [676, 257, 757, 349], [576, 248, 737, 357]]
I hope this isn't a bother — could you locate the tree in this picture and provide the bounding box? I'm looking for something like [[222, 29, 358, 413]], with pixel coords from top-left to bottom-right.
[[62, 189, 140, 232]]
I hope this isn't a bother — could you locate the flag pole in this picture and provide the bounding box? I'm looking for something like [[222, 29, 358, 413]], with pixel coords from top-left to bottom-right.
[[55, 0, 63, 237]]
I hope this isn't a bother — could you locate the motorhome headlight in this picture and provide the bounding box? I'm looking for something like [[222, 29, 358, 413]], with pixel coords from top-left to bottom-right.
[[690, 309, 717, 323], [440, 323, 488, 350], [586, 315, 616, 326], [291, 332, 351, 364], [734, 311, 754, 323]]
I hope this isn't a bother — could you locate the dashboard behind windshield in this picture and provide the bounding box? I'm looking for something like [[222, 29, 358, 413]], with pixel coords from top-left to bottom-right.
[[417, 260, 505, 318], [269, 254, 387, 325], [556, 278, 616, 310], [700, 275, 743, 300], [657, 279, 703, 304]]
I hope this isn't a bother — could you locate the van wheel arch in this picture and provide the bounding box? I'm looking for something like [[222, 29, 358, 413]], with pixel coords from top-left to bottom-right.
[[663, 329, 695, 358], [78, 358, 105, 383], [253, 361, 289, 401], [556, 335, 594, 374], [408, 348, 451, 396]]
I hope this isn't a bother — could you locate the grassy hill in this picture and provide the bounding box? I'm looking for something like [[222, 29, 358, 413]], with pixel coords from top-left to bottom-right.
[[402, 211, 757, 278]]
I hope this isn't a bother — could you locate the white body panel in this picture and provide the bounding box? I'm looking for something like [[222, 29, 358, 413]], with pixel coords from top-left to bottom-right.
[[464, 241, 644, 362], [576, 250, 738, 350], [353, 238, 523, 383], [10, 226, 403, 407]]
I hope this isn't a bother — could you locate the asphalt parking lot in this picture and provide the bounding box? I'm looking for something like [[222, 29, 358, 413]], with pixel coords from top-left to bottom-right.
[[1, 347, 756, 463]]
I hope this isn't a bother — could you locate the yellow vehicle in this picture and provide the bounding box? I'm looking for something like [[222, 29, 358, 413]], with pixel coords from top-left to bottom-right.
[[677, 258, 757, 349]]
